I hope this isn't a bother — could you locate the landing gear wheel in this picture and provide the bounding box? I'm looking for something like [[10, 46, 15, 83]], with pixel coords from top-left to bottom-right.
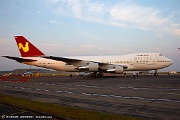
[[96, 72, 103, 78], [154, 70, 158, 76], [89, 72, 103, 78]]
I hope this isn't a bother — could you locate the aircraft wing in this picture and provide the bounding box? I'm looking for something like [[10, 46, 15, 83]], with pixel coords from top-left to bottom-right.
[[43, 56, 128, 72], [43, 56, 93, 66], [98, 62, 128, 69], [43, 56, 82, 63], [2, 56, 37, 63]]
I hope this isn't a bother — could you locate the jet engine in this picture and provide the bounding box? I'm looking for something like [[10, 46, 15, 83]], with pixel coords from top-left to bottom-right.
[[89, 62, 99, 72], [107, 66, 123, 74], [78, 62, 99, 72], [115, 66, 123, 73]]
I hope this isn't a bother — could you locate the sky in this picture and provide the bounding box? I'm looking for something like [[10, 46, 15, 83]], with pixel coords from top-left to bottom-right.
[[0, 0, 180, 72]]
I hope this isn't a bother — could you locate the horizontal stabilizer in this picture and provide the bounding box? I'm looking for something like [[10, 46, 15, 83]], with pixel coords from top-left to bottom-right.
[[2, 56, 37, 63]]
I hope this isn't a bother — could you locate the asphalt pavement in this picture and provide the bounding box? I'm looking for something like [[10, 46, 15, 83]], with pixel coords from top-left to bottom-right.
[[0, 74, 180, 120]]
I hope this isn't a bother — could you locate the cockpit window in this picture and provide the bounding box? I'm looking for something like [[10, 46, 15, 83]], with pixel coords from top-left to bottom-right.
[[159, 54, 163, 56]]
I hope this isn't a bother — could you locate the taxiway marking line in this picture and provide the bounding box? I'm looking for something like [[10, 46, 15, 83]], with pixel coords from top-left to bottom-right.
[[1, 83, 180, 103]]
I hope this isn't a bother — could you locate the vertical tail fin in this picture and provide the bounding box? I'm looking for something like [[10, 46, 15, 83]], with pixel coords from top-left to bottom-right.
[[15, 36, 45, 57]]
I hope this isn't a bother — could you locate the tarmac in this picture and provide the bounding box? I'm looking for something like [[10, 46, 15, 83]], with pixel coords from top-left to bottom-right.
[[0, 74, 180, 120], [0, 103, 56, 120]]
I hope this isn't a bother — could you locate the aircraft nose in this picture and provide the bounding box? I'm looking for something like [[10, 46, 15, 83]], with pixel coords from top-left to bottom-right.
[[168, 58, 173, 66], [170, 59, 173, 65]]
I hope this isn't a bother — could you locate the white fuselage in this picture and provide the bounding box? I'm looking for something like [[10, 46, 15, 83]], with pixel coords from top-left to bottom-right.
[[22, 53, 173, 72]]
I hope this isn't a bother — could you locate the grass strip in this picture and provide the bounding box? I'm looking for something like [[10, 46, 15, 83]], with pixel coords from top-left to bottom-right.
[[0, 93, 140, 120]]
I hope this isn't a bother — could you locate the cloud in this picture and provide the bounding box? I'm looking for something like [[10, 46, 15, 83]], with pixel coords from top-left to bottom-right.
[[171, 23, 180, 27], [109, 4, 180, 36], [67, 0, 83, 19], [49, 20, 57, 24], [50, 0, 106, 22], [48, 0, 180, 36], [174, 29, 180, 36], [109, 5, 165, 28], [81, 31, 99, 41], [48, 0, 60, 4]]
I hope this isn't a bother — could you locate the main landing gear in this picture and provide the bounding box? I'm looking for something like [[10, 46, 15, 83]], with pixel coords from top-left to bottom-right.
[[89, 72, 104, 78], [154, 70, 158, 76]]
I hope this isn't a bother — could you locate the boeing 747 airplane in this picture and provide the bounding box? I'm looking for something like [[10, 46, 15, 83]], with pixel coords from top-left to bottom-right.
[[2, 36, 173, 77]]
